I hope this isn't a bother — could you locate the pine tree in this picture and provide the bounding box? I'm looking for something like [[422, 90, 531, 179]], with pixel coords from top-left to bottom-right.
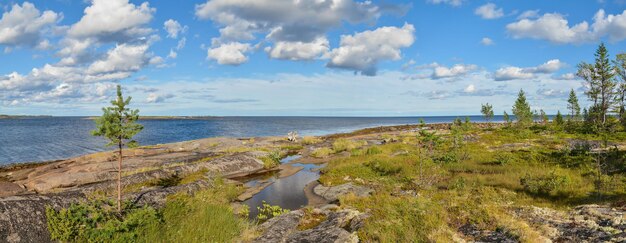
[[578, 43, 617, 125], [92, 85, 143, 212], [555, 111, 564, 126], [567, 89, 581, 121], [480, 103, 494, 124], [614, 53, 626, 120], [512, 89, 533, 126], [503, 111, 510, 124]]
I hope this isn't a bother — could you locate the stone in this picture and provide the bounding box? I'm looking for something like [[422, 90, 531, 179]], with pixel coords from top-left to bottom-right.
[[313, 183, 373, 202]]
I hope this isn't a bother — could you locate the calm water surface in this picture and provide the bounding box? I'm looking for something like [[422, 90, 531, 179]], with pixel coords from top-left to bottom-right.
[[0, 116, 504, 165]]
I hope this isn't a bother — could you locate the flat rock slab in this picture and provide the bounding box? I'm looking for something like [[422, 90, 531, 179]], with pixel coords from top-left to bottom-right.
[[0, 182, 25, 197], [313, 183, 374, 202]]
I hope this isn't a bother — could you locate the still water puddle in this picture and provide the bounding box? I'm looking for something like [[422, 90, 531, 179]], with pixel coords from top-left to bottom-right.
[[242, 155, 323, 219]]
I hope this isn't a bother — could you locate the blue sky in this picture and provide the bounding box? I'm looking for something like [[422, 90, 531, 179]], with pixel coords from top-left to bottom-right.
[[0, 0, 625, 116]]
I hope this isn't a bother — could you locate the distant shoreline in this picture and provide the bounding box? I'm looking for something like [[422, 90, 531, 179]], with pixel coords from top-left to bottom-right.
[[0, 115, 53, 119]]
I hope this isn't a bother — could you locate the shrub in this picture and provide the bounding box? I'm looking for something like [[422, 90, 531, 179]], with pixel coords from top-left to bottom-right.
[[493, 153, 514, 165], [433, 151, 459, 164], [302, 136, 322, 145], [366, 159, 402, 176], [520, 171, 570, 195], [256, 201, 289, 223], [332, 139, 366, 153], [261, 150, 282, 169], [311, 147, 334, 158]]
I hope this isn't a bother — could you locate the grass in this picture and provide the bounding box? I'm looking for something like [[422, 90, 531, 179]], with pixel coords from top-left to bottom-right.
[[47, 178, 257, 242], [319, 123, 626, 241], [302, 136, 322, 145], [332, 138, 367, 153], [311, 147, 334, 158]]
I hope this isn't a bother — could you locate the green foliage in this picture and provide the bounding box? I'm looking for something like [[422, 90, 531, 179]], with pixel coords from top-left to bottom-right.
[[512, 89, 533, 126], [365, 159, 403, 176], [539, 109, 548, 124], [256, 201, 289, 223], [311, 147, 334, 158], [503, 111, 510, 124], [520, 171, 570, 195], [92, 85, 143, 148], [481, 103, 494, 123], [332, 138, 367, 153], [567, 89, 581, 121], [46, 199, 159, 242], [261, 150, 282, 169], [555, 111, 564, 127], [493, 152, 514, 165], [47, 179, 251, 242]]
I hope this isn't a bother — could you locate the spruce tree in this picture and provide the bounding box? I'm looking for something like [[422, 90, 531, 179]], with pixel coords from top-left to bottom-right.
[[503, 111, 510, 125], [512, 89, 533, 126], [567, 89, 581, 121], [481, 103, 494, 124], [92, 85, 143, 212], [540, 109, 548, 124]]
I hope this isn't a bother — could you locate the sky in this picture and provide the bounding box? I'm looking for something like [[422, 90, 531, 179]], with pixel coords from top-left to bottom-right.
[[0, 0, 625, 116]]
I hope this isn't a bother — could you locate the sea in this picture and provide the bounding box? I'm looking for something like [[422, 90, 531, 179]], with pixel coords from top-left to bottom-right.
[[0, 116, 506, 165]]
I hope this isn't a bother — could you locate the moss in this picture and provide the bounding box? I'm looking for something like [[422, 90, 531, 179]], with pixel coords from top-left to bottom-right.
[[297, 208, 327, 230]]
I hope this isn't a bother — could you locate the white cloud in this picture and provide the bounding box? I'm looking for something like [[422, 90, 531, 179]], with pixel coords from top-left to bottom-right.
[[163, 19, 187, 39], [481, 37, 494, 46], [432, 64, 478, 79], [146, 93, 174, 103], [265, 37, 329, 60], [493, 59, 565, 81], [518, 10, 540, 20], [427, 0, 464, 7], [494, 67, 535, 81], [463, 84, 476, 93], [507, 9, 626, 44], [68, 0, 154, 42], [0, 2, 61, 47], [194, 0, 403, 65], [207, 42, 252, 65], [553, 73, 578, 80], [475, 3, 504, 19], [176, 37, 186, 50], [327, 23, 415, 76], [87, 43, 152, 75]]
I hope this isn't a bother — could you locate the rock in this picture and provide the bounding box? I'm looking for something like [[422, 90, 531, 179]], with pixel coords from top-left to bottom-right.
[[0, 182, 25, 197], [313, 183, 373, 202], [255, 206, 367, 243]]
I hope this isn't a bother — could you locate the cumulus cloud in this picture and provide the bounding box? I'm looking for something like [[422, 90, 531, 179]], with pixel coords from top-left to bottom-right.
[[163, 19, 187, 39], [553, 73, 578, 80], [327, 23, 415, 76], [432, 64, 478, 79], [507, 9, 626, 44], [493, 59, 565, 81], [481, 37, 494, 45], [207, 42, 252, 65], [195, 0, 405, 64], [68, 0, 154, 42], [1, 0, 160, 106], [265, 37, 329, 60], [427, 0, 464, 7], [475, 3, 504, 19], [0, 2, 61, 48], [494, 67, 536, 81]]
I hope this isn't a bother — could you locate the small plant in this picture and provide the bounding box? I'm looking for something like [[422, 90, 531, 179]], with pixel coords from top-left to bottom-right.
[[261, 150, 282, 169], [366, 159, 402, 176], [332, 138, 366, 153], [257, 201, 289, 223], [311, 147, 334, 158], [520, 171, 570, 195], [302, 136, 322, 145], [155, 173, 182, 187], [297, 208, 327, 230], [493, 153, 514, 165]]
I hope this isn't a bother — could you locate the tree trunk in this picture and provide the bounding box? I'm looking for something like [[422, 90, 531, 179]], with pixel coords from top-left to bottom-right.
[[118, 142, 122, 212]]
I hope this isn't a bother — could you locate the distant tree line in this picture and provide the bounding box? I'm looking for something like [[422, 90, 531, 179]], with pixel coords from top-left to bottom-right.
[[486, 43, 626, 134]]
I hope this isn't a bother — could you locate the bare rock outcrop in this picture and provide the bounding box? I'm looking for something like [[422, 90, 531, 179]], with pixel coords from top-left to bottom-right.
[[254, 206, 367, 243], [313, 183, 373, 202]]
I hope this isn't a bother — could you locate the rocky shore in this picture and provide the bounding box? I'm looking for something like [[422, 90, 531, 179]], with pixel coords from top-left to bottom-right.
[[1, 123, 624, 242]]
